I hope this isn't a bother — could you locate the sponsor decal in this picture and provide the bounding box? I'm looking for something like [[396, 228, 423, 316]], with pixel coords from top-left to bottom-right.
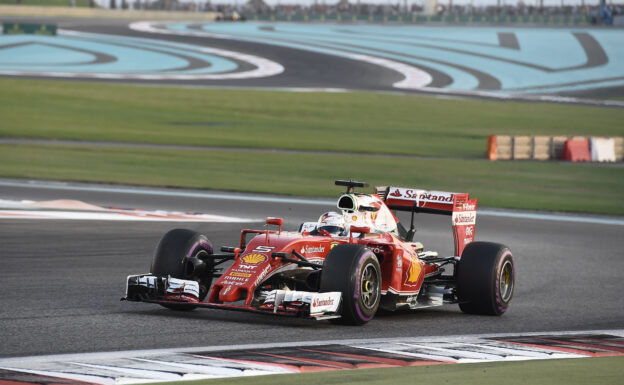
[[229, 272, 252, 278], [236, 264, 258, 270], [300, 245, 325, 255], [253, 264, 272, 286], [330, 241, 340, 250], [463, 238, 473, 245], [405, 295, 419, 307], [309, 292, 341, 315], [461, 203, 476, 211], [388, 188, 454, 204], [242, 253, 267, 264], [396, 254, 403, 270], [453, 211, 476, 226], [465, 226, 474, 237], [300, 222, 317, 233], [220, 280, 246, 286], [312, 297, 335, 307], [223, 276, 248, 282], [405, 256, 422, 286]]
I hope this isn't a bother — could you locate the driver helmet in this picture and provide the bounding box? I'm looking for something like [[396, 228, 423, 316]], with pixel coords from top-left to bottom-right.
[[317, 211, 346, 236]]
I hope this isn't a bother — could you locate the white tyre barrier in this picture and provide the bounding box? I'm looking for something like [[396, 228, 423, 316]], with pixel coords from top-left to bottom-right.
[[590, 137, 616, 162]]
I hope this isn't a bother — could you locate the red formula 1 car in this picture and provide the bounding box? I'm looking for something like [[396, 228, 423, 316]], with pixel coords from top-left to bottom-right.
[[124, 180, 515, 325]]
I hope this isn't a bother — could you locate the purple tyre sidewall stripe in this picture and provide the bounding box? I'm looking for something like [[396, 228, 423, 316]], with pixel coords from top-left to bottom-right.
[[355, 250, 377, 322], [495, 250, 514, 313]]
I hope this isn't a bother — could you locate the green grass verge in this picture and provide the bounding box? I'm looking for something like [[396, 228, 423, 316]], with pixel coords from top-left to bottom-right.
[[0, 0, 92, 6], [0, 78, 623, 215], [156, 356, 624, 385], [2, 143, 622, 214], [1, 79, 623, 158]]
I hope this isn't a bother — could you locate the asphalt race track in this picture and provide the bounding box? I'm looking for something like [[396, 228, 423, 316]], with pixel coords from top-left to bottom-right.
[[1, 17, 623, 360], [0, 180, 622, 358]]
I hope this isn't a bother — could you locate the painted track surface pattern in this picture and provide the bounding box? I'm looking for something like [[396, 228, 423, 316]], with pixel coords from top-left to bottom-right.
[[0, 180, 622, 358], [1, 17, 623, 98], [152, 22, 624, 95], [0, 17, 402, 91]]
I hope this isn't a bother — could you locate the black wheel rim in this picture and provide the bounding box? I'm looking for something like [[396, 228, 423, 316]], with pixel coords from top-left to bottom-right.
[[499, 259, 514, 303], [360, 262, 379, 310], [187, 249, 210, 300]]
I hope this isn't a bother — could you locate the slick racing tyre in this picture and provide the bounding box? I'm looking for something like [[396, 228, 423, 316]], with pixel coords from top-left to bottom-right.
[[151, 229, 213, 311], [319, 244, 381, 325], [457, 241, 514, 316]]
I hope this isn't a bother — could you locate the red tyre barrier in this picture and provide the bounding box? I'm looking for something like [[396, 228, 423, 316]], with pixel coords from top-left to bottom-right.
[[487, 135, 497, 160], [563, 138, 591, 162]]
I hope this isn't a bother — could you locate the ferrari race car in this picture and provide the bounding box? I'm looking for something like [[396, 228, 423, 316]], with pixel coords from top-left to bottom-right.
[[123, 180, 515, 325]]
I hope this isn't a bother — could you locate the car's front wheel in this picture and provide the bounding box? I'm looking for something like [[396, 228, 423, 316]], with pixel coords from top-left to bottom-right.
[[319, 244, 381, 325], [151, 229, 213, 311]]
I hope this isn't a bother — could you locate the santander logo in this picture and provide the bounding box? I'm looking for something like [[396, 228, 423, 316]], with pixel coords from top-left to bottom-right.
[[454, 213, 476, 224], [313, 297, 334, 307], [389, 188, 453, 203]]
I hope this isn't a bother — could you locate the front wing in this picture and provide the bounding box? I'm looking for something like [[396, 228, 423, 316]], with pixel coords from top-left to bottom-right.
[[123, 274, 342, 320]]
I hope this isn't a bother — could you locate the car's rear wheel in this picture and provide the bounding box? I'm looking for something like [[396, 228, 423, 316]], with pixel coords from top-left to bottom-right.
[[319, 244, 381, 325], [151, 229, 213, 311], [456, 241, 514, 316]]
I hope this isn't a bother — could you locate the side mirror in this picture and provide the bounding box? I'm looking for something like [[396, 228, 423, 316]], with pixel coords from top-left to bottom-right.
[[350, 225, 370, 234], [266, 217, 283, 233], [349, 225, 370, 243]]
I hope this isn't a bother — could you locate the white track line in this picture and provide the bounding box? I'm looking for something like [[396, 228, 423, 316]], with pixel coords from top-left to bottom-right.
[[0, 180, 622, 226]]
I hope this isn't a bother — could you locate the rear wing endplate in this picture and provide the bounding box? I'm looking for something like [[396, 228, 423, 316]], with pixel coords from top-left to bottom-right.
[[378, 186, 477, 257]]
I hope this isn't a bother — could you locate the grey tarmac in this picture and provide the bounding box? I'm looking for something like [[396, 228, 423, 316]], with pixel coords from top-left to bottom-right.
[[0, 180, 622, 358]]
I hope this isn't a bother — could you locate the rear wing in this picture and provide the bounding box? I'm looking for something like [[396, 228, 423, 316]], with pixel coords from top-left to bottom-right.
[[376, 187, 477, 257]]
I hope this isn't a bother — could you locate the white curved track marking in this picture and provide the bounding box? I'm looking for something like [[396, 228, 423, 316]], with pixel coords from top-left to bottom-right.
[[130, 21, 228, 39], [130, 21, 433, 89], [0, 29, 284, 80], [350, 53, 432, 89]]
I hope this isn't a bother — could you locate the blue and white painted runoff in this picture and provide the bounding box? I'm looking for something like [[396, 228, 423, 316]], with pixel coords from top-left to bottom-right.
[[1, 22, 622, 97], [0, 29, 283, 80], [133, 21, 624, 95]]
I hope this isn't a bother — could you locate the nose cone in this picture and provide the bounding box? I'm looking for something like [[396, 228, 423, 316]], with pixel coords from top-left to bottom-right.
[[218, 286, 241, 303]]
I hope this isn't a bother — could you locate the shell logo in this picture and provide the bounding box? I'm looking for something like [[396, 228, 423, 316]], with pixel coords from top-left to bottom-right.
[[405, 256, 422, 285], [242, 253, 267, 264]]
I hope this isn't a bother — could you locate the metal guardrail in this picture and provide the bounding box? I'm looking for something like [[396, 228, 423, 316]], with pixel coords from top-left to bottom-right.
[[2, 22, 57, 35], [242, 13, 592, 25]]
